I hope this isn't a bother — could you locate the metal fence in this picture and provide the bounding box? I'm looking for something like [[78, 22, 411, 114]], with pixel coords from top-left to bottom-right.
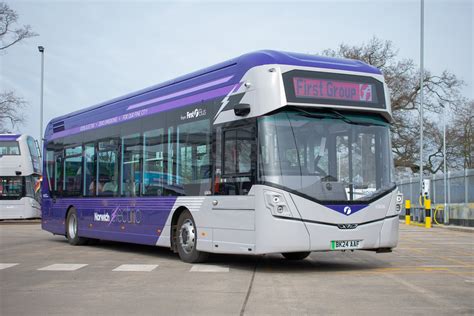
[[397, 169, 474, 226]]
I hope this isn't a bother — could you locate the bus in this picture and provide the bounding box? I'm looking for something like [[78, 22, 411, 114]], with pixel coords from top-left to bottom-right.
[[41, 50, 402, 262], [1, 134, 42, 220]]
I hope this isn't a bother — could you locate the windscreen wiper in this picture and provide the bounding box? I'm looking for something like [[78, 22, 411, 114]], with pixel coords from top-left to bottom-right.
[[290, 107, 353, 122], [291, 107, 332, 119], [291, 107, 383, 126]]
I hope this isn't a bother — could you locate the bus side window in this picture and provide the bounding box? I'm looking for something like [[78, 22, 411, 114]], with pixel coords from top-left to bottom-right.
[[143, 129, 165, 196], [97, 139, 119, 197], [83, 143, 96, 197], [27, 136, 40, 173], [218, 124, 256, 195], [54, 153, 64, 196], [45, 149, 55, 194], [176, 119, 211, 196], [121, 134, 142, 197], [64, 146, 83, 197]]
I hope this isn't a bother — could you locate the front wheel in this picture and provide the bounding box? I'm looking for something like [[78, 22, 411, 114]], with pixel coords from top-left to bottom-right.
[[282, 252, 311, 260], [176, 211, 208, 263], [66, 208, 87, 245]]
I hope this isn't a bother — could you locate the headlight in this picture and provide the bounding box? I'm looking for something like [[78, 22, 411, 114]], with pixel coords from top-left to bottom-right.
[[395, 192, 403, 213], [264, 191, 292, 217], [396, 194, 403, 204]]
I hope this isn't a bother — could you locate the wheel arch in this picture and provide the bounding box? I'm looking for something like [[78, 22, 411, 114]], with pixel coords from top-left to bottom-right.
[[64, 205, 76, 235], [170, 206, 189, 252]]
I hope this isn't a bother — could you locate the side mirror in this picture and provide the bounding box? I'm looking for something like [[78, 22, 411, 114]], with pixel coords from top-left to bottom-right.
[[234, 103, 251, 116]]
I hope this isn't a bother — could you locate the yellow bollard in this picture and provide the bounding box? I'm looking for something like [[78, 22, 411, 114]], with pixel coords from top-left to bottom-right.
[[405, 200, 411, 225], [425, 199, 431, 228]]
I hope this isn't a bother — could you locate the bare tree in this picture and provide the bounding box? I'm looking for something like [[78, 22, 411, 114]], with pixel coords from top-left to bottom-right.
[[322, 37, 466, 174], [451, 100, 474, 169], [0, 2, 37, 50], [0, 2, 37, 133], [0, 91, 26, 132]]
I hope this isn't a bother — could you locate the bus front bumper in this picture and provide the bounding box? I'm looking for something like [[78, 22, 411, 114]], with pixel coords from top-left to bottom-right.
[[254, 213, 399, 254]]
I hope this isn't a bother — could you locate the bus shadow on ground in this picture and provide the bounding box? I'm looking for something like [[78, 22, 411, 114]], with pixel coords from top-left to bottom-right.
[[212, 253, 388, 273], [51, 236, 388, 272], [48, 237, 177, 260]]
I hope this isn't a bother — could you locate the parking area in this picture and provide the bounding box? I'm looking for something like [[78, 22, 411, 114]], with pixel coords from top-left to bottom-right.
[[1, 222, 473, 315]]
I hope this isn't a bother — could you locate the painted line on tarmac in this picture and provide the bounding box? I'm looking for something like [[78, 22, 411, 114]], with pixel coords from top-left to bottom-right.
[[0, 263, 19, 270], [113, 264, 158, 272], [382, 273, 443, 305], [38, 264, 88, 271], [190, 265, 229, 272], [430, 242, 474, 245], [397, 247, 472, 264], [420, 265, 473, 268]]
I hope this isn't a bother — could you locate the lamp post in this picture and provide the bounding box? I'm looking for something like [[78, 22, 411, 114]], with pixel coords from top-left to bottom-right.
[[419, 0, 425, 207], [38, 46, 44, 154], [441, 103, 448, 224]]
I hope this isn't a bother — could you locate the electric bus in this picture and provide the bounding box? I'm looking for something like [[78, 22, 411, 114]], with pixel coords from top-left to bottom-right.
[[1, 134, 42, 219], [41, 50, 402, 262]]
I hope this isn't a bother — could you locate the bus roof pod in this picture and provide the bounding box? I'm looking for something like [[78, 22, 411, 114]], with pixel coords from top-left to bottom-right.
[[48, 50, 381, 125]]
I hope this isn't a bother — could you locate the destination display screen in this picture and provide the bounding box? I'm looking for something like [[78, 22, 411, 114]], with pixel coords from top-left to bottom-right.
[[283, 70, 385, 109], [293, 77, 375, 103]]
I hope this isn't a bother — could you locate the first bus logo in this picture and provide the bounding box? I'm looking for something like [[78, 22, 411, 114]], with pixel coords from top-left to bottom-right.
[[181, 108, 207, 120]]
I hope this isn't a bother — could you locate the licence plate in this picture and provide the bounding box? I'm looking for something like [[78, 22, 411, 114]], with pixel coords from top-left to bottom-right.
[[331, 240, 362, 250]]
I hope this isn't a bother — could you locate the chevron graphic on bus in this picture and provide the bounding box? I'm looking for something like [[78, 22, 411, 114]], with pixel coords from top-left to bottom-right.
[[326, 205, 367, 216]]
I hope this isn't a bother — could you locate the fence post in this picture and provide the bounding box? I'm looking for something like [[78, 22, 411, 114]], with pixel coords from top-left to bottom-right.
[[447, 171, 451, 224], [465, 169, 469, 205], [405, 200, 411, 225], [425, 198, 431, 228]]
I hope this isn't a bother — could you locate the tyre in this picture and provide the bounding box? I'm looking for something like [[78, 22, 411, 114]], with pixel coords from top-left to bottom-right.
[[282, 252, 311, 260], [176, 210, 208, 263], [66, 208, 87, 245]]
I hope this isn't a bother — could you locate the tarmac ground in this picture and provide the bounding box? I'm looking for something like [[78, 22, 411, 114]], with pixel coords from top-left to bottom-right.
[[1, 221, 473, 315]]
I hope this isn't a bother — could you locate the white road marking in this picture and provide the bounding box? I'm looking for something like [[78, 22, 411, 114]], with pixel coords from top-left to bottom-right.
[[38, 264, 88, 271], [431, 242, 474, 245], [383, 273, 440, 303], [420, 265, 470, 268], [113, 264, 158, 272], [0, 263, 19, 270], [190, 265, 229, 272]]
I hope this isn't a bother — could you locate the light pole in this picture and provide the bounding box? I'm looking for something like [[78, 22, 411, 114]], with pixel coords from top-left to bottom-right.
[[441, 103, 448, 224], [419, 0, 425, 207], [38, 46, 44, 155]]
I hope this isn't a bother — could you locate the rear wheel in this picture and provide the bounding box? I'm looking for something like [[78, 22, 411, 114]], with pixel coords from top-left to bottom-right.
[[282, 252, 311, 260], [176, 210, 208, 263], [66, 208, 87, 245]]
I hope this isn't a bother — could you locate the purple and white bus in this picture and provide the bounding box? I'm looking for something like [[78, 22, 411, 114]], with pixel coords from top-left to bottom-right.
[[42, 51, 402, 262], [1, 134, 42, 219]]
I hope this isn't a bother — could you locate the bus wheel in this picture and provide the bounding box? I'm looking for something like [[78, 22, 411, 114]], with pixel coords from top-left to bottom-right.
[[66, 208, 87, 246], [176, 211, 208, 263], [282, 252, 310, 260]]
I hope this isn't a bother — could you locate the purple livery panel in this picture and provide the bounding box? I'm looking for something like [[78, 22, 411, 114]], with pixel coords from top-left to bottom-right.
[[50, 83, 239, 140], [42, 197, 177, 245], [0, 134, 20, 141]]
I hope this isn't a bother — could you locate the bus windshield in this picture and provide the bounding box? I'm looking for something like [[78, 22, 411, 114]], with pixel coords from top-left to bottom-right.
[[258, 109, 395, 202], [0, 141, 20, 155], [0, 176, 23, 200]]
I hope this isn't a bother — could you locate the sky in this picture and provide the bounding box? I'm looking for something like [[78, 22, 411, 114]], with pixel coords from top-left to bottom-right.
[[1, 0, 473, 142]]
